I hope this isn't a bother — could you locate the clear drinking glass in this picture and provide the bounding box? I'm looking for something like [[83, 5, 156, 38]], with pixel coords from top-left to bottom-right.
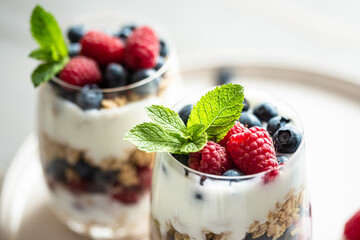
[[150, 88, 311, 240], [37, 13, 179, 239]]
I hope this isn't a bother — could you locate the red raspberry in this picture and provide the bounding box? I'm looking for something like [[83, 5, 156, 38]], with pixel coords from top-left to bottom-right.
[[59, 56, 101, 86], [188, 141, 232, 175], [80, 30, 125, 66], [218, 122, 248, 146], [137, 166, 152, 190], [344, 210, 360, 240], [125, 26, 160, 69], [227, 127, 278, 175], [112, 187, 140, 204]]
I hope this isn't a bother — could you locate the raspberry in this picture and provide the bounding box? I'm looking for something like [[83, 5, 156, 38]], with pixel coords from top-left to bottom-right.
[[112, 187, 140, 204], [137, 166, 152, 190], [125, 26, 160, 69], [80, 30, 125, 66], [227, 127, 278, 175], [218, 122, 248, 146], [344, 210, 360, 240], [59, 56, 101, 86], [188, 141, 232, 175]]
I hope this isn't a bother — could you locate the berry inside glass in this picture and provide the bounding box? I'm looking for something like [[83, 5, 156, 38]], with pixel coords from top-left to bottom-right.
[[36, 13, 178, 239], [150, 88, 311, 240]]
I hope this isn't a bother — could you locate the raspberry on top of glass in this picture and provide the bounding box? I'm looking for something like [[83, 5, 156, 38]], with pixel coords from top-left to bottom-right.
[[29, 5, 169, 110], [125, 84, 302, 182]]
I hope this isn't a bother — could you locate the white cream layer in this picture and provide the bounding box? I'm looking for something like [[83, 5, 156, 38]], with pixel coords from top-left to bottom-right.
[[38, 84, 160, 164]]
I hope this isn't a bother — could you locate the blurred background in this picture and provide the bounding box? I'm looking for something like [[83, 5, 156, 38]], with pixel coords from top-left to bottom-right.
[[1, 0, 360, 171]]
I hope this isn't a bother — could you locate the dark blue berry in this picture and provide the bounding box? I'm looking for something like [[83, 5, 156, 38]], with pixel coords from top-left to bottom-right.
[[243, 98, 249, 111], [277, 156, 288, 164], [76, 84, 103, 110], [115, 24, 136, 41], [154, 56, 165, 71], [91, 169, 118, 191], [131, 69, 159, 95], [74, 160, 94, 180], [223, 169, 245, 177], [68, 43, 81, 57], [273, 126, 302, 153], [217, 68, 233, 85], [239, 112, 262, 128], [46, 158, 68, 181], [253, 103, 278, 122], [178, 104, 193, 126], [267, 116, 290, 136], [67, 25, 86, 43], [104, 63, 128, 88], [159, 39, 168, 57], [172, 154, 189, 166]]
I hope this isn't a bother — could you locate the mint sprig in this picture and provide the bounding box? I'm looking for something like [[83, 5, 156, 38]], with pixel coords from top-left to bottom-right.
[[124, 84, 244, 154], [29, 5, 69, 87]]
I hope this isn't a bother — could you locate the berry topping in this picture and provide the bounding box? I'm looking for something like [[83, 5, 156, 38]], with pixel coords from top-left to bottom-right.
[[223, 169, 245, 177], [188, 141, 232, 175], [267, 116, 291, 136], [130, 69, 159, 95], [112, 188, 140, 204], [75, 84, 103, 110], [68, 43, 81, 57], [159, 39, 168, 57], [253, 102, 278, 122], [227, 127, 278, 175], [344, 210, 360, 240], [45, 158, 68, 181], [273, 126, 302, 153], [243, 98, 249, 112], [178, 104, 193, 126], [67, 25, 86, 43], [138, 166, 152, 189], [104, 63, 128, 88], [217, 68, 233, 85], [59, 56, 101, 86], [218, 122, 247, 146], [74, 160, 94, 180], [125, 26, 160, 69], [81, 30, 125, 66], [239, 112, 262, 128], [115, 24, 136, 41]]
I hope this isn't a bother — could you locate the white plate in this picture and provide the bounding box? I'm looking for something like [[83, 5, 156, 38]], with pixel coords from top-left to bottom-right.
[[1, 65, 360, 240]]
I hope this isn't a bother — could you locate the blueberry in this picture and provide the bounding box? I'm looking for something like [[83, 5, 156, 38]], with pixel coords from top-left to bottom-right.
[[76, 84, 103, 110], [104, 63, 128, 88], [239, 112, 262, 128], [217, 68, 233, 85], [243, 98, 249, 112], [273, 126, 302, 153], [253, 103, 278, 122], [172, 154, 189, 166], [115, 24, 136, 41], [91, 169, 118, 192], [74, 160, 94, 180], [68, 43, 81, 57], [130, 69, 160, 95], [67, 25, 86, 43], [277, 156, 288, 164], [154, 56, 165, 71], [159, 39, 168, 57], [267, 116, 290, 136], [46, 158, 68, 181], [178, 104, 193, 126], [223, 169, 245, 177]]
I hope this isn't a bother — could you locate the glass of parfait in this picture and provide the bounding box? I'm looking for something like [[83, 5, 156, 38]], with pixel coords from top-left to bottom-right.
[[31, 7, 179, 240], [127, 85, 311, 240]]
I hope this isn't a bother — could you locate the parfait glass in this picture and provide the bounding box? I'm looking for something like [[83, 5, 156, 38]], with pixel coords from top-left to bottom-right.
[[151, 88, 311, 240], [37, 13, 179, 239]]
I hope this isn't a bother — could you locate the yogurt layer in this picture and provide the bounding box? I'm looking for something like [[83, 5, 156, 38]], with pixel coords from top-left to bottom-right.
[[38, 84, 161, 164]]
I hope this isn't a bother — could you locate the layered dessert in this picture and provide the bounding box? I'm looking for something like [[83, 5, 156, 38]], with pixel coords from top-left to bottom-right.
[[125, 84, 311, 240], [30, 5, 178, 239]]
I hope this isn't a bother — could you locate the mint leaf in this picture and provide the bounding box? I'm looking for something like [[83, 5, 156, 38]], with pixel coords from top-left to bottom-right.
[[29, 48, 54, 61], [31, 58, 68, 87], [145, 105, 189, 137], [30, 5, 68, 61], [179, 131, 207, 153], [187, 84, 244, 142]]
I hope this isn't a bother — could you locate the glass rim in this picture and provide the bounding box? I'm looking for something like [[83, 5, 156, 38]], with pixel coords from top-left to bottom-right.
[[163, 86, 305, 181], [50, 10, 175, 93]]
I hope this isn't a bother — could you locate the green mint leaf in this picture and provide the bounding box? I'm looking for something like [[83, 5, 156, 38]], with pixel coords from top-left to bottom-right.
[[31, 57, 68, 87], [30, 5, 68, 62], [187, 123, 205, 137], [145, 105, 189, 138], [187, 84, 244, 142], [29, 48, 54, 61], [179, 131, 207, 153], [124, 122, 186, 153]]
